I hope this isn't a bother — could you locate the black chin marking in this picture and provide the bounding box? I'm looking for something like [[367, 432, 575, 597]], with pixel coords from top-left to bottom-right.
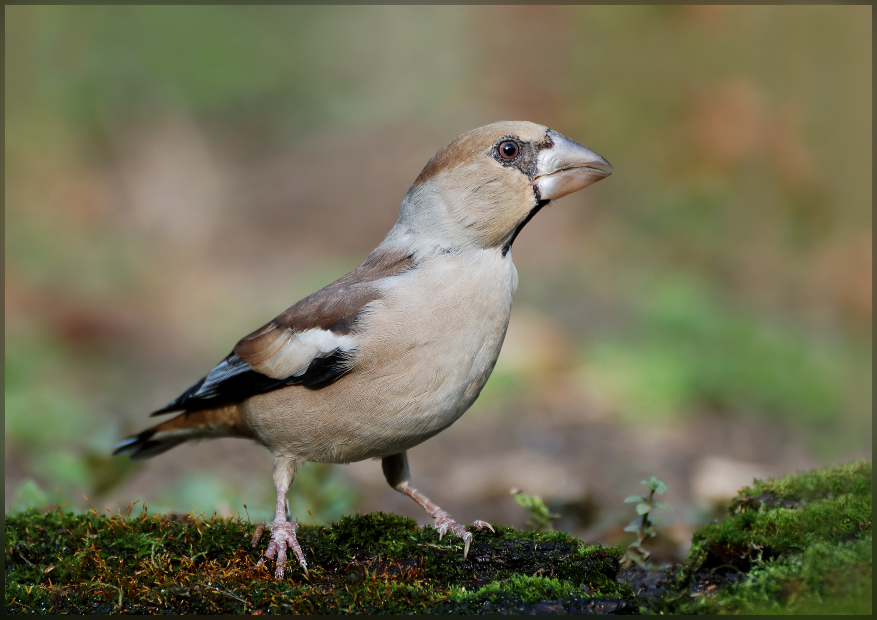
[[502, 198, 550, 256]]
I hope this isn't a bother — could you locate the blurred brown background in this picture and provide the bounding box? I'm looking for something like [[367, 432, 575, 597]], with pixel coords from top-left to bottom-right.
[[5, 6, 871, 561]]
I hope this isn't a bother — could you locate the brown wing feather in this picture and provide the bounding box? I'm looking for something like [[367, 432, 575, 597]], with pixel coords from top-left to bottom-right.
[[234, 247, 415, 376]]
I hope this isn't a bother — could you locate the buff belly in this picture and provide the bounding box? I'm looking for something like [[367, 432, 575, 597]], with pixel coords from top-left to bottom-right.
[[241, 248, 516, 464]]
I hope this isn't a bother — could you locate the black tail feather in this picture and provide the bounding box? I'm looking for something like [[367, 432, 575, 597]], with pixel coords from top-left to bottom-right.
[[112, 428, 187, 461]]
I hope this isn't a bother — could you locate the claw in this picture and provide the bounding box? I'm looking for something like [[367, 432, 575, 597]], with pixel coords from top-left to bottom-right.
[[258, 520, 308, 579], [392, 469, 494, 562], [461, 531, 473, 559], [429, 509, 493, 559]]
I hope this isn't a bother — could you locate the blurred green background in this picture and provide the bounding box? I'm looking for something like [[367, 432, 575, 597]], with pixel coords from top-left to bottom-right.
[[5, 6, 870, 550]]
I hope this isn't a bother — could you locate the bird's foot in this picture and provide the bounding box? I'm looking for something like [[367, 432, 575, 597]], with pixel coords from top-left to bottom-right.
[[431, 510, 494, 558], [252, 519, 308, 579]]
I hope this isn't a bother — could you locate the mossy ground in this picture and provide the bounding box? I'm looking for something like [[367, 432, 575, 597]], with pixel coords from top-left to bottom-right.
[[653, 460, 872, 615], [5, 507, 633, 614], [5, 460, 870, 614]]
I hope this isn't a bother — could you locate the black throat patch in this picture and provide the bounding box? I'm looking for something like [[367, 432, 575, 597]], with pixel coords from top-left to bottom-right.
[[502, 198, 551, 256]]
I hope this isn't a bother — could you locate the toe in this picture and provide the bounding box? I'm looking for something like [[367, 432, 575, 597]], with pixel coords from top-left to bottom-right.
[[262, 538, 278, 561], [257, 521, 309, 580], [274, 545, 288, 581], [287, 534, 309, 577]]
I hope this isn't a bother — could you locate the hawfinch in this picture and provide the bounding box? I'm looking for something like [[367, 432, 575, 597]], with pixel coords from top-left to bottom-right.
[[114, 121, 612, 579]]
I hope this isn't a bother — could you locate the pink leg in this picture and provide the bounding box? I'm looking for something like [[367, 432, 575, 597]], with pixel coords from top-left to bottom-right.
[[251, 456, 308, 579], [382, 451, 494, 558]]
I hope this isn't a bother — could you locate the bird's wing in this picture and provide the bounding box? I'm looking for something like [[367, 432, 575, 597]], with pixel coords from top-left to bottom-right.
[[151, 247, 414, 415]]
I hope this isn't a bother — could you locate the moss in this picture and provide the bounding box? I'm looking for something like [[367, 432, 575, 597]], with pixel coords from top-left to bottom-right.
[[7, 461, 869, 614], [5, 507, 635, 614], [656, 460, 872, 615], [434, 574, 636, 615], [709, 535, 873, 615], [691, 460, 871, 571]]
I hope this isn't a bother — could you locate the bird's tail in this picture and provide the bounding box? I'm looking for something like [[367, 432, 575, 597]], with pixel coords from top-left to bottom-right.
[[113, 406, 252, 461]]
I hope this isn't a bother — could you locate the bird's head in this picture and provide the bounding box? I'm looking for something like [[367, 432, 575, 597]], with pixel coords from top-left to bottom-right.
[[393, 121, 612, 252]]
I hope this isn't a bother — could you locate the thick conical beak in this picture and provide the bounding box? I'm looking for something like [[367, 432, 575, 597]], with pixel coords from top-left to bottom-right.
[[534, 129, 613, 201]]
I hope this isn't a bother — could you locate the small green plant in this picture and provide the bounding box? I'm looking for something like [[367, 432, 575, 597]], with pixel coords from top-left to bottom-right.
[[510, 488, 560, 532], [621, 476, 671, 568]]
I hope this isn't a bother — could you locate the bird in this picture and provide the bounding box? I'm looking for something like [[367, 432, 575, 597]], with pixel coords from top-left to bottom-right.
[[114, 121, 612, 580]]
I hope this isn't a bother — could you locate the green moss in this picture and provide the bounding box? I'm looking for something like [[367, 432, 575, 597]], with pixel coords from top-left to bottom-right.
[[457, 574, 582, 603], [712, 535, 872, 615], [433, 570, 636, 615], [5, 507, 634, 614], [691, 461, 871, 569], [437, 575, 583, 614], [660, 460, 872, 615], [8, 462, 868, 614]]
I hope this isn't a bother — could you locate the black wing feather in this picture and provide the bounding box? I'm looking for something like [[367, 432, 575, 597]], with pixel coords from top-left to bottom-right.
[[151, 351, 351, 415]]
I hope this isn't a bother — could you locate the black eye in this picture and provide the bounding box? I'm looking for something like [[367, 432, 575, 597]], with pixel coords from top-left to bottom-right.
[[498, 140, 519, 160]]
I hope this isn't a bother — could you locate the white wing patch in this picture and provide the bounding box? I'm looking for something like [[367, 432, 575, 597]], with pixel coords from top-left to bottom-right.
[[247, 327, 357, 380]]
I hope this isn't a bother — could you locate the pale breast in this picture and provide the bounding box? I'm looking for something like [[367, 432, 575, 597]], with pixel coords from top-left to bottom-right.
[[241, 248, 517, 463]]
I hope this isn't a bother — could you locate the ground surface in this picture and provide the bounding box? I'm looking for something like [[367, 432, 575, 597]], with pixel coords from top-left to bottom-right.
[[5, 461, 870, 614]]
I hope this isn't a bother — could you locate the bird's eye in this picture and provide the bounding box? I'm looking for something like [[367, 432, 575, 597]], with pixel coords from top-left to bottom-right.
[[498, 140, 520, 160]]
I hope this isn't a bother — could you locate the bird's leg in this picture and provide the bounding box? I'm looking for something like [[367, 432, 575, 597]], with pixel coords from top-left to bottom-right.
[[252, 455, 308, 579], [382, 451, 493, 558]]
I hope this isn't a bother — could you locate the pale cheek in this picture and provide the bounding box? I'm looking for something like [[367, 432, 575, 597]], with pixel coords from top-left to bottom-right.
[[476, 187, 536, 247], [428, 167, 537, 248]]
